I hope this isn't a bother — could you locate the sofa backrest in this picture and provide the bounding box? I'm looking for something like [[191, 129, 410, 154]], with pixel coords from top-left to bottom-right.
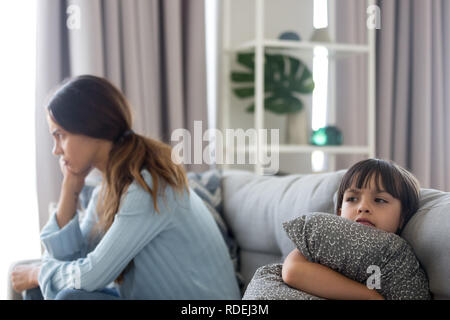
[[401, 188, 450, 300], [222, 169, 450, 300], [221, 169, 345, 289]]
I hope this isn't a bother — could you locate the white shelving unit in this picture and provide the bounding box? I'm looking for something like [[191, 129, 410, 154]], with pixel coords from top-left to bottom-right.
[[219, 0, 376, 175]]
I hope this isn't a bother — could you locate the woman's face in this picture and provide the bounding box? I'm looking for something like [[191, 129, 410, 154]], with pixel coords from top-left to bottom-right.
[[47, 114, 100, 175], [338, 175, 403, 233]]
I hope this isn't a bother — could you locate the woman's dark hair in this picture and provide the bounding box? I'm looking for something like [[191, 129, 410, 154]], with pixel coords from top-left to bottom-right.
[[46, 75, 189, 233], [336, 158, 420, 234]]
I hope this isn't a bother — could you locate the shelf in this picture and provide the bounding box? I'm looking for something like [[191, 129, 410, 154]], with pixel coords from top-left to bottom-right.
[[232, 145, 370, 155], [227, 39, 369, 58]]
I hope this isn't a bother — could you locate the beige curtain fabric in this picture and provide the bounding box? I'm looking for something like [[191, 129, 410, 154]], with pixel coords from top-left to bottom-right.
[[376, 0, 450, 190], [334, 0, 450, 190], [334, 0, 368, 171], [36, 1, 69, 232], [35, 0, 208, 231]]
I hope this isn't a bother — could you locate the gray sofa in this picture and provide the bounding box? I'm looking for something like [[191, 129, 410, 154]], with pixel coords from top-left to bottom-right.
[[7, 169, 450, 299], [221, 169, 450, 300]]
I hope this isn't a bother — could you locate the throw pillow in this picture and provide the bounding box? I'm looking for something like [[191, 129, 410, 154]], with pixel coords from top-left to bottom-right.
[[187, 169, 245, 294], [282, 212, 431, 300]]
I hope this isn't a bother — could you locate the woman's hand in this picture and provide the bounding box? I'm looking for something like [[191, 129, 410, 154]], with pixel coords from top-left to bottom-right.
[[11, 264, 40, 293], [59, 157, 93, 194], [55, 158, 93, 228]]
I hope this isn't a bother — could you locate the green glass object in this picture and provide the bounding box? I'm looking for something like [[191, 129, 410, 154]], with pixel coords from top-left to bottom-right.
[[310, 126, 343, 146]]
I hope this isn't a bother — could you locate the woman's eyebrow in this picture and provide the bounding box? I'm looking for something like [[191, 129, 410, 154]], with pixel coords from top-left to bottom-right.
[[346, 188, 360, 193]]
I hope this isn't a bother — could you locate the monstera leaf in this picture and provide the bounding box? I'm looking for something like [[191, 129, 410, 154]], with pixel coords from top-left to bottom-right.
[[231, 52, 315, 114]]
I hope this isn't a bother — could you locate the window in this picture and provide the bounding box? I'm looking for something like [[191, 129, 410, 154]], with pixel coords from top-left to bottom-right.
[[0, 1, 41, 299]]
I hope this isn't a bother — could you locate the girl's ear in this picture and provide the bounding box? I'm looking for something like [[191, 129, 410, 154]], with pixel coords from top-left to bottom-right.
[[399, 215, 405, 229]]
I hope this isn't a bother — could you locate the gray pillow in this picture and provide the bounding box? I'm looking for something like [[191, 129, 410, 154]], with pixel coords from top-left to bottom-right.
[[187, 169, 245, 294], [282, 212, 431, 300]]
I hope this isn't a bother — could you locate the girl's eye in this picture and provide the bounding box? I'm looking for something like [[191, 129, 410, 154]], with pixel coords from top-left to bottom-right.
[[375, 198, 388, 203], [346, 197, 357, 202]]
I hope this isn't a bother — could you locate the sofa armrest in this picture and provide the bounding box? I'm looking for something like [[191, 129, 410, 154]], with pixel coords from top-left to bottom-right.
[[7, 259, 41, 300]]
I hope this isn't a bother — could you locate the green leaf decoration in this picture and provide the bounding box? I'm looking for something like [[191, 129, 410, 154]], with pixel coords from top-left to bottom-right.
[[246, 95, 303, 114], [231, 71, 254, 82], [233, 87, 254, 98], [237, 52, 255, 70], [231, 52, 314, 114]]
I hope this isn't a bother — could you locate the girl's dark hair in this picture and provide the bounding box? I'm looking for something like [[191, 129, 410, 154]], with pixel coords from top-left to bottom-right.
[[46, 75, 189, 233], [336, 158, 420, 234]]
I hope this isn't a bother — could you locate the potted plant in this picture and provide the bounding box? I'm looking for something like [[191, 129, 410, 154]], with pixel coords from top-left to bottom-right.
[[231, 52, 315, 144]]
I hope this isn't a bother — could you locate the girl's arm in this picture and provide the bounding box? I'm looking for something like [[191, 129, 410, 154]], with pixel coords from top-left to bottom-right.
[[282, 248, 384, 300]]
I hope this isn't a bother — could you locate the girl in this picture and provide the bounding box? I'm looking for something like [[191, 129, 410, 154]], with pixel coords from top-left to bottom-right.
[[281, 158, 421, 300], [11, 75, 241, 300]]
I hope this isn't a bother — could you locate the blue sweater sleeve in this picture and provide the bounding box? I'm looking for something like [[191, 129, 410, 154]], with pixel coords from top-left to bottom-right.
[[40, 187, 102, 261], [38, 184, 173, 299]]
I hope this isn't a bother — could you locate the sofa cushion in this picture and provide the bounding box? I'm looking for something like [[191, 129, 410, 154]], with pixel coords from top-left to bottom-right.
[[274, 171, 346, 259], [239, 250, 282, 291], [187, 169, 245, 293], [401, 189, 450, 300], [283, 212, 431, 300], [222, 170, 346, 259]]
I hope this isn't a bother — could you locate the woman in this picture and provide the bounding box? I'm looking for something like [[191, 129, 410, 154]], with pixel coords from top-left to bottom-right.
[[11, 75, 241, 300]]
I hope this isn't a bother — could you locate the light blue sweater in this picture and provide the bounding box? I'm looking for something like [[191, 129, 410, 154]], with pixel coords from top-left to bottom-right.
[[38, 169, 241, 300]]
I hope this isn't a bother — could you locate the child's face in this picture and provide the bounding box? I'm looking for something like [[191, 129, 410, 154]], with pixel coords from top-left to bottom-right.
[[338, 175, 403, 233]]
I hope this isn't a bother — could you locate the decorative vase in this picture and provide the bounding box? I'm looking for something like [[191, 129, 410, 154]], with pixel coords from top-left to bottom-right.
[[286, 110, 309, 145], [310, 126, 343, 146]]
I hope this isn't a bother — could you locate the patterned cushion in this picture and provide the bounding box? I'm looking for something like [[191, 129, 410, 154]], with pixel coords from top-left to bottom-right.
[[244, 212, 431, 300], [187, 169, 245, 294], [282, 213, 431, 300]]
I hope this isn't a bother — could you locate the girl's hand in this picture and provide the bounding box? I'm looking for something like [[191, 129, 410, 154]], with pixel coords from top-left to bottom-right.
[[11, 264, 40, 293], [59, 157, 93, 194]]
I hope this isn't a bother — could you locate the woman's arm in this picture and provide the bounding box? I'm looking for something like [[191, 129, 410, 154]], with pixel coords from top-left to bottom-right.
[[38, 185, 171, 299], [56, 159, 93, 228], [281, 249, 384, 300], [11, 263, 40, 293]]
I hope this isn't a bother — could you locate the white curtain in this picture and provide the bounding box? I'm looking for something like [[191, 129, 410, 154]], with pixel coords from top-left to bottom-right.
[[0, 0, 41, 299]]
